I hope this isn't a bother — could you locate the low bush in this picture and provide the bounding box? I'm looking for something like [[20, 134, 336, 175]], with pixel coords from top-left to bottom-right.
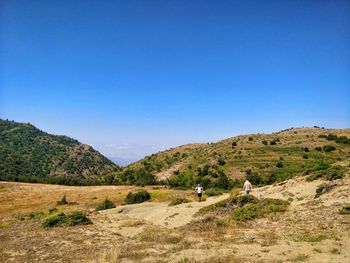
[[56, 195, 68, 205], [169, 198, 191, 206], [43, 211, 92, 227], [96, 198, 116, 211], [231, 198, 289, 221], [307, 165, 345, 181], [205, 188, 225, 196], [276, 161, 283, 168], [323, 145, 336, 152], [125, 190, 151, 204], [339, 204, 350, 214], [315, 182, 335, 198]]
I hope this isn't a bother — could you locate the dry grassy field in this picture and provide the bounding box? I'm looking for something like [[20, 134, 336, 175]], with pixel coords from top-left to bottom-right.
[[1, 174, 349, 263]]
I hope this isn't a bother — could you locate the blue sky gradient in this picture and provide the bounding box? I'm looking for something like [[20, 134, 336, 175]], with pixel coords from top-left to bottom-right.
[[1, 0, 349, 165]]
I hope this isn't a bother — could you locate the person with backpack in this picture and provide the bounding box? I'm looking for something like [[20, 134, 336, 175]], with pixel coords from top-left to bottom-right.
[[195, 184, 203, 202], [243, 179, 252, 194]]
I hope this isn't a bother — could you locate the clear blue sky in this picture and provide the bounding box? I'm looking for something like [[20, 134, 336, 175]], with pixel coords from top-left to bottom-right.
[[1, 0, 349, 165]]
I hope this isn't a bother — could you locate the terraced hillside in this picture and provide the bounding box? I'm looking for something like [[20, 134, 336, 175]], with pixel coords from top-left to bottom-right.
[[0, 119, 119, 185], [116, 127, 350, 188]]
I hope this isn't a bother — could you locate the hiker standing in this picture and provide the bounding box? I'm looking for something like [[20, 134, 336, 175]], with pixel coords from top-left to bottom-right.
[[195, 184, 203, 202], [243, 180, 252, 194]]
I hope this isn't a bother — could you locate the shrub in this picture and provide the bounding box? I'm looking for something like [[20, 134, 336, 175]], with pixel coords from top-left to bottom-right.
[[169, 198, 191, 206], [96, 198, 116, 211], [205, 188, 225, 196], [262, 140, 268, 145], [43, 211, 92, 227], [315, 147, 322, 151], [276, 161, 283, 168], [231, 198, 289, 221], [125, 190, 151, 204], [248, 137, 253, 141], [302, 154, 309, 159], [339, 204, 350, 214], [231, 142, 237, 148], [307, 165, 345, 181], [270, 140, 277, 145], [218, 158, 226, 166], [56, 195, 68, 205], [315, 183, 335, 198], [323, 145, 336, 152]]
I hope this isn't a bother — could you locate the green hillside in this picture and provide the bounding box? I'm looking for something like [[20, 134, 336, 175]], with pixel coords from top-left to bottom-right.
[[115, 127, 350, 189], [0, 119, 119, 185]]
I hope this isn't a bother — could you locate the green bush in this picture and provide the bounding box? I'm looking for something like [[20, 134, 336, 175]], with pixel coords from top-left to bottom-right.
[[302, 154, 309, 159], [323, 145, 336, 152], [96, 198, 116, 211], [169, 198, 191, 206], [43, 211, 92, 227], [276, 161, 283, 168], [231, 198, 289, 221], [125, 190, 151, 204], [56, 195, 68, 205], [339, 204, 350, 214], [307, 165, 345, 181], [262, 140, 268, 145], [205, 188, 225, 196]]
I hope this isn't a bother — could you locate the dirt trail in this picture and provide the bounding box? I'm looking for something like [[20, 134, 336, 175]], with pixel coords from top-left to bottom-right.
[[99, 194, 229, 228]]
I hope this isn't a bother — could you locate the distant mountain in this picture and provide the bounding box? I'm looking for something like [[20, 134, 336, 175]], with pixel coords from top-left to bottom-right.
[[0, 119, 120, 185], [115, 127, 350, 188]]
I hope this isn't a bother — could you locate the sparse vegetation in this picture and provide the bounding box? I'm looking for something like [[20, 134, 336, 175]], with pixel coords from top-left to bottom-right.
[[315, 182, 336, 198], [169, 198, 191, 206], [125, 190, 151, 204], [339, 204, 350, 214], [56, 195, 68, 205]]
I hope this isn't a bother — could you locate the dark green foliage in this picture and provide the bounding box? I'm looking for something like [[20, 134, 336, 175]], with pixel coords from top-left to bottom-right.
[[218, 158, 226, 166], [115, 168, 157, 186], [169, 198, 191, 206], [276, 161, 284, 168], [319, 134, 350, 145], [248, 137, 253, 141], [302, 154, 309, 159], [270, 140, 277, 145], [262, 140, 268, 145], [95, 198, 116, 211], [43, 211, 92, 227], [0, 119, 119, 185], [323, 145, 336, 152], [56, 195, 68, 205], [231, 142, 237, 148], [168, 164, 232, 190], [302, 147, 309, 152], [339, 204, 350, 214], [125, 190, 151, 204], [315, 147, 322, 151]]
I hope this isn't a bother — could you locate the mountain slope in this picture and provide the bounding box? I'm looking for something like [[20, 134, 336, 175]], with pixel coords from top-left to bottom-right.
[[116, 127, 350, 188], [0, 119, 119, 184]]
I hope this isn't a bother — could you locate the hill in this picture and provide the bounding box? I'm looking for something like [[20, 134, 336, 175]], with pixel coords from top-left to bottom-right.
[[116, 127, 350, 188], [0, 119, 119, 185]]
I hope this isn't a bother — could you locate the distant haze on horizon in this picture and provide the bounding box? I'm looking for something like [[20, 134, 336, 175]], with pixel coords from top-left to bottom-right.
[[1, 0, 349, 165]]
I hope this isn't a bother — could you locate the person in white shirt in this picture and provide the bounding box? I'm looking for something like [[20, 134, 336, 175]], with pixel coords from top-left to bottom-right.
[[195, 184, 203, 202], [243, 180, 252, 194]]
